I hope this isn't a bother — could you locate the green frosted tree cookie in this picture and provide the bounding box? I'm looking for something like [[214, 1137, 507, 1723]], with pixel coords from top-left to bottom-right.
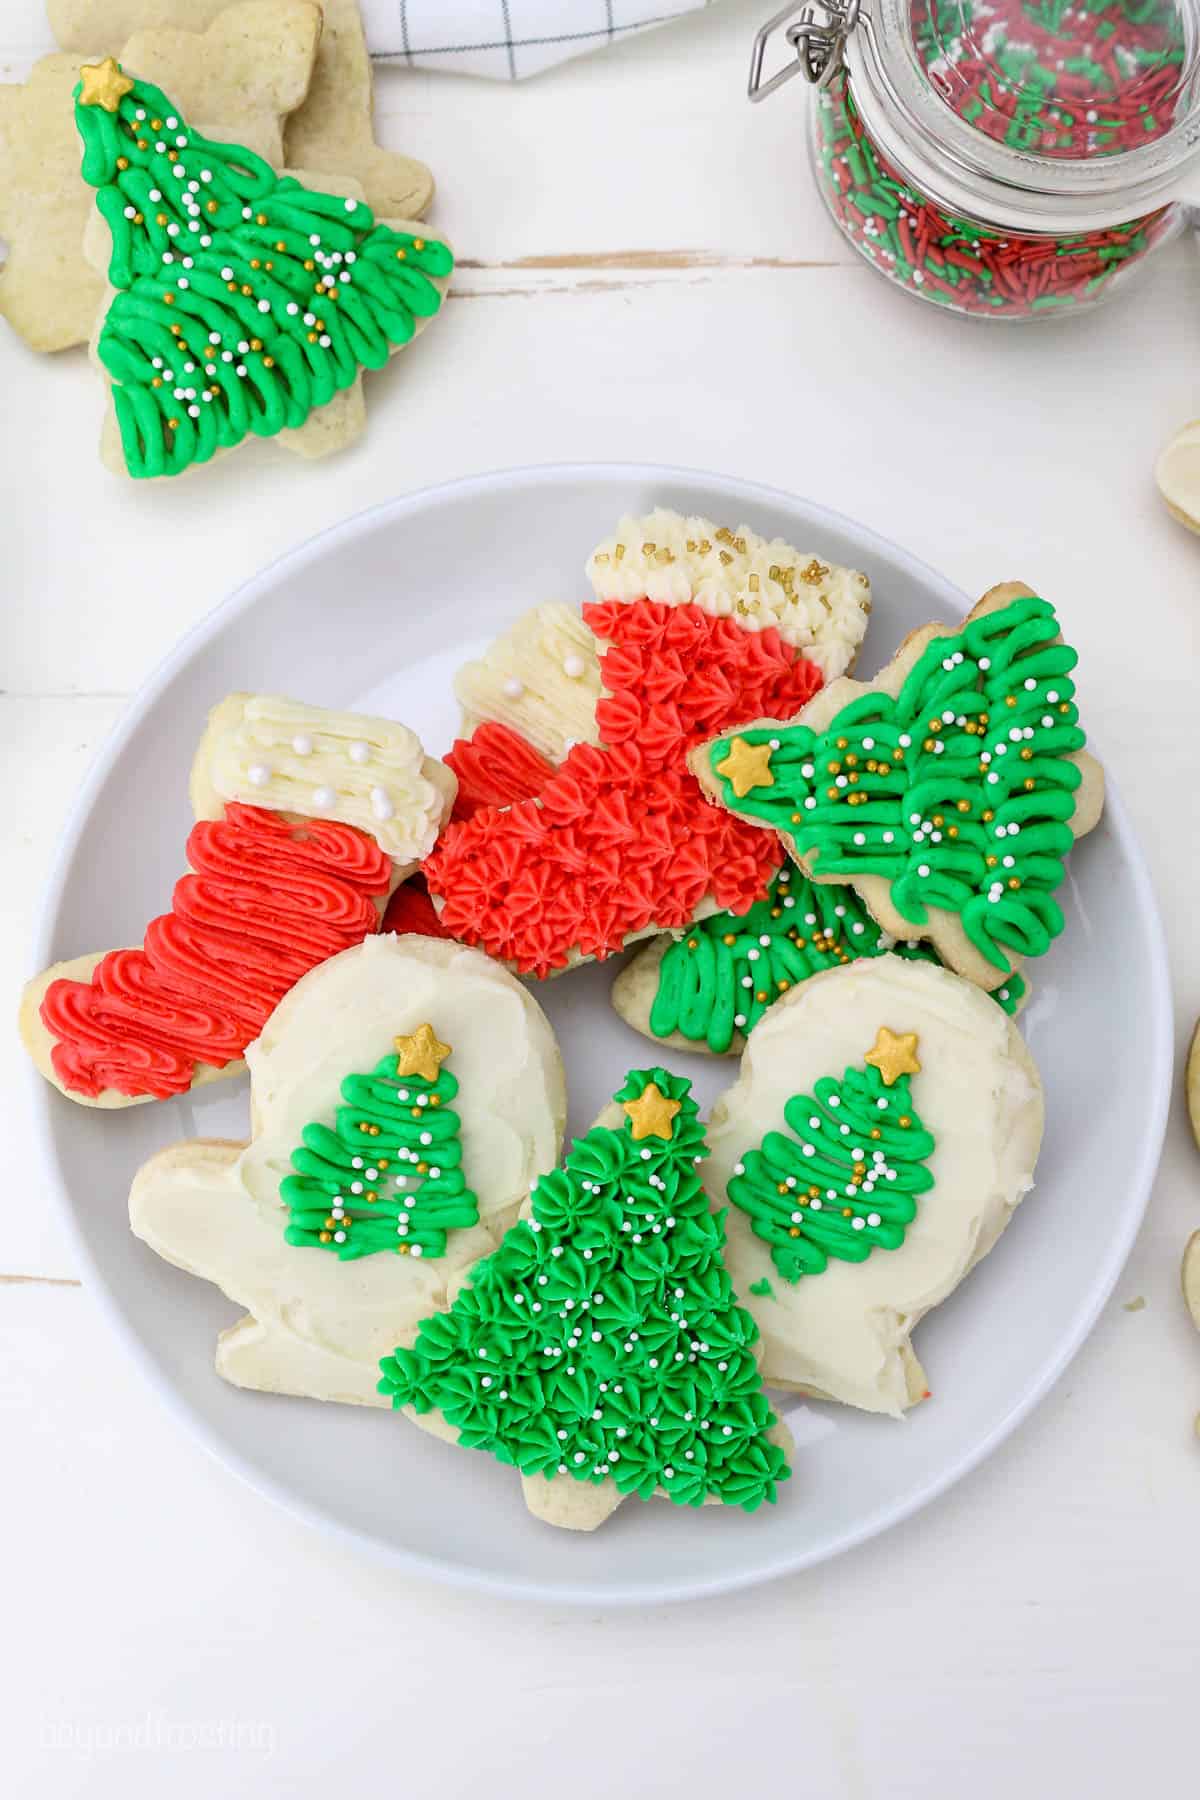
[[379, 1067, 791, 1515], [74, 59, 451, 478], [703, 593, 1091, 977], [642, 866, 1025, 1054]]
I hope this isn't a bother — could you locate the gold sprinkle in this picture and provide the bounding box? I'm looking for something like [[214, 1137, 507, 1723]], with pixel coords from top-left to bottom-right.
[[748, 574, 759, 593], [719, 550, 733, 566]]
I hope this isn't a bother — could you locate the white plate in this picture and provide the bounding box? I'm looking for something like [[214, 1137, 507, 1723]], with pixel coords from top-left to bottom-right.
[[29, 463, 1171, 1605]]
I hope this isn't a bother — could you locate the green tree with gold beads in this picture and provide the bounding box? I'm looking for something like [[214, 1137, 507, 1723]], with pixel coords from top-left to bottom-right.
[[73, 57, 451, 478], [728, 1026, 935, 1283], [282, 1024, 478, 1262]]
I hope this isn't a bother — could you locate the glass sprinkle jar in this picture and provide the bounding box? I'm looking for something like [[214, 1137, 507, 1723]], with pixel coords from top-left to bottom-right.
[[749, 0, 1200, 318]]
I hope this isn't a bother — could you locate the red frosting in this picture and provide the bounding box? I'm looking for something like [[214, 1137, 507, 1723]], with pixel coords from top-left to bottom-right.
[[382, 872, 452, 939], [446, 721, 557, 820], [41, 804, 392, 1100], [425, 599, 823, 975]]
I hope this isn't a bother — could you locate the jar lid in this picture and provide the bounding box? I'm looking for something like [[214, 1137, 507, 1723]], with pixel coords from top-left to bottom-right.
[[848, 0, 1200, 227]]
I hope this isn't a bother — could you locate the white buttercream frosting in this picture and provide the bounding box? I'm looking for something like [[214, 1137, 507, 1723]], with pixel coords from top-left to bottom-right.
[[455, 602, 602, 764], [586, 508, 872, 678], [190, 693, 456, 864]]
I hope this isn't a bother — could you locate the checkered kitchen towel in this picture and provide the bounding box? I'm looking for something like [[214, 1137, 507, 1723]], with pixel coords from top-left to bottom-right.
[[360, 0, 713, 80]]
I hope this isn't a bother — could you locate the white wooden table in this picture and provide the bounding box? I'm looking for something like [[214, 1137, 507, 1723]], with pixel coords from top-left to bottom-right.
[[4, 1, 1200, 1793]]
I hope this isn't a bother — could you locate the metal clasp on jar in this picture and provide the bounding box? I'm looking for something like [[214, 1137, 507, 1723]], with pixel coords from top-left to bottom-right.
[[748, 0, 862, 99]]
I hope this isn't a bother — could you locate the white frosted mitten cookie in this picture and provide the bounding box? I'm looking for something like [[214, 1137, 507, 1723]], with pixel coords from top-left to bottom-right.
[[20, 694, 454, 1107], [379, 1067, 792, 1530], [129, 935, 566, 1404], [704, 954, 1044, 1416]]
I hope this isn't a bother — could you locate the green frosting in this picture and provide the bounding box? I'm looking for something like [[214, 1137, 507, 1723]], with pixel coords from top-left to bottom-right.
[[282, 1054, 478, 1261], [706, 594, 1087, 975], [379, 1068, 791, 1512], [647, 866, 1025, 1053], [728, 1061, 934, 1283], [74, 70, 452, 478]]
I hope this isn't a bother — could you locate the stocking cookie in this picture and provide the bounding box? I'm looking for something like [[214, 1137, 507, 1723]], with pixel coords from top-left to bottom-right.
[[20, 695, 455, 1106], [75, 58, 451, 478], [703, 954, 1044, 1414], [449, 510, 873, 765], [51, 0, 434, 222], [129, 935, 566, 1406], [379, 1066, 792, 1530], [613, 864, 1027, 1057], [693, 584, 1104, 991], [0, 1, 321, 353]]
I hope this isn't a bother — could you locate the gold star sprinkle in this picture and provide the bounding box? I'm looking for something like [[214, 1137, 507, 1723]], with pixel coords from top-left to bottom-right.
[[715, 736, 775, 799], [393, 1023, 452, 1083], [864, 1027, 921, 1087], [78, 58, 134, 112], [622, 1081, 681, 1142]]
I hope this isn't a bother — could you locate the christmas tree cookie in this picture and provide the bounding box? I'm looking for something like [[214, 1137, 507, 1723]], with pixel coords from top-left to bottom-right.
[[704, 954, 1044, 1415], [129, 935, 566, 1405], [692, 585, 1104, 992], [612, 865, 1027, 1057], [74, 57, 451, 477], [379, 1067, 792, 1531], [19, 694, 456, 1106]]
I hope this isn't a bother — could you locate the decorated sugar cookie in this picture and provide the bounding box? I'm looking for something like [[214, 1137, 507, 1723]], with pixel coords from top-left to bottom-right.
[[693, 584, 1104, 991], [612, 865, 1027, 1057], [74, 60, 452, 477], [448, 510, 873, 770], [379, 1066, 792, 1531], [129, 935, 566, 1405], [703, 955, 1044, 1414], [19, 694, 455, 1106]]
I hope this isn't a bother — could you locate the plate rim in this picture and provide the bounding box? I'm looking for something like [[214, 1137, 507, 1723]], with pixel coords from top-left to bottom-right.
[[25, 460, 1174, 1606]]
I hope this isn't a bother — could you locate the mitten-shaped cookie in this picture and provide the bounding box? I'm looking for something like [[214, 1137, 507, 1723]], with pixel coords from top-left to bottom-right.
[[129, 934, 566, 1405], [704, 954, 1044, 1415], [379, 1067, 792, 1530], [21, 694, 454, 1105]]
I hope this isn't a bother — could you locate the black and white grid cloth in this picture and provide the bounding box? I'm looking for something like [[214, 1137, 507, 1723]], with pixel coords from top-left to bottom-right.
[[360, 0, 712, 80]]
